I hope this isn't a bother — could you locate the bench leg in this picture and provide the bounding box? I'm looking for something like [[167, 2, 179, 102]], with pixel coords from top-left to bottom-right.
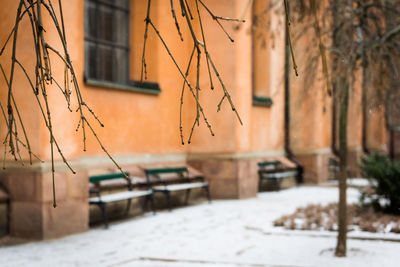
[[277, 178, 282, 191], [204, 185, 211, 203], [98, 203, 109, 229], [150, 194, 156, 215], [125, 199, 132, 215], [184, 189, 191, 205], [6, 199, 10, 235], [141, 197, 147, 211], [258, 172, 263, 192], [144, 194, 156, 215], [165, 191, 172, 212]]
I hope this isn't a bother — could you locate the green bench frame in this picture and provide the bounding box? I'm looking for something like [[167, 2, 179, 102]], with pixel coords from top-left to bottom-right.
[[144, 166, 211, 211], [89, 172, 155, 228]]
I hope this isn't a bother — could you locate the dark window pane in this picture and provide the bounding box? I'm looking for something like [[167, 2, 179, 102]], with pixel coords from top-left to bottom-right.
[[85, 1, 97, 38], [114, 48, 128, 84], [98, 5, 115, 42], [102, 0, 128, 8], [115, 10, 128, 46], [115, 0, 129, 8], [86, 42, 98, 79], [97, 45, 114, 82], [101, 0, 115, 5]]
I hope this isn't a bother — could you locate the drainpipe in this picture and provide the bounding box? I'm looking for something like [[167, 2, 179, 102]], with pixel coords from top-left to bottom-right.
[[331, 92, 339, 157], [361, 80, 370, 155], [284, 18, 304, 184], [389, 129, 395, 160], [386, 91, 396, 161], [330, 1, 342, 158], [361, 39, 370, 155]]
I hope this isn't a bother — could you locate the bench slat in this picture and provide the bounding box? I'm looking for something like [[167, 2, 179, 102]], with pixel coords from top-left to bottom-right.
[[153, 182, 208, 192], [89, 190, 152, 204], [261, 171, 298, 179], [258, 161, 281, 167], [145, 167, 188, 175], [89, 172, 129, 183]]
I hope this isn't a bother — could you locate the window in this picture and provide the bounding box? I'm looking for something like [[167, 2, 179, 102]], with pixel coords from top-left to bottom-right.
[[84, 0, 160, 93], [85, 0, 129, 84], [252, 0, 273, 107]]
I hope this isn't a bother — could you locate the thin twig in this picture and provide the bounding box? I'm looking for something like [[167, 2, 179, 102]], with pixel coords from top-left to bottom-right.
[[14, 59, 75, 174], [235, 0, 253, 30], [311, 0, 331, 96], [140, 0, 152, 82], [195, 0, 214, 90], [170, 0, 184, 41], [284, 0, 298, 76], [148, 19, 215, 136], [206, 52, 243, 125], [179, 45, 196, 145], [199, 0, 242, 42], [6, 1, 24, 161], [0, 63, 33, 164]]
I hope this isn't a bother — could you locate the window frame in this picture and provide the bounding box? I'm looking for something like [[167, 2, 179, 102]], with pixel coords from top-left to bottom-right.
[[84, 0, 161, 95]]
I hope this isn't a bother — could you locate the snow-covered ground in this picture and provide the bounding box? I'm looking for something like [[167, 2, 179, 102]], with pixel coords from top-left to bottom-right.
[[1, 186, 400, 267]]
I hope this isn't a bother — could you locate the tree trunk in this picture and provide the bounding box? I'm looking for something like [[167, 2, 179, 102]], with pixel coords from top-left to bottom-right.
[[335, 77, 349, 257]]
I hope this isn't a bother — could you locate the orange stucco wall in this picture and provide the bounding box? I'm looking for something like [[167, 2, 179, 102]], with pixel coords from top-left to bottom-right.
[[248, 1, 286, 153], [0, 0, 43, 159], [0, 0, 389, 173]]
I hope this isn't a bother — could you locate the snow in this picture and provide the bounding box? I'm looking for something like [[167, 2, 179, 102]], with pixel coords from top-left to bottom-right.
[[1, 186, 400, 267], [325, 178, 374, 188]]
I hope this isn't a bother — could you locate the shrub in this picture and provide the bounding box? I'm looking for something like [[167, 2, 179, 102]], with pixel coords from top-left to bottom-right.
[[359, 153, 400, 214]]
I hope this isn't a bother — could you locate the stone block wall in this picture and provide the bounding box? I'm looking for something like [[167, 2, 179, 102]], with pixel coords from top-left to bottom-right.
[[295, 152, 332, 184], [188, 154, 299, 199], [0, 164, 88, 239], [188, 158, 259, 199]]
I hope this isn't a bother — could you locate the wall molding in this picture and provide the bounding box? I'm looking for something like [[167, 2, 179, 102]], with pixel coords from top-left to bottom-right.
[[79, 153, 187, 166], [292, 147, 332, 156], [187, 150, 285, 161]]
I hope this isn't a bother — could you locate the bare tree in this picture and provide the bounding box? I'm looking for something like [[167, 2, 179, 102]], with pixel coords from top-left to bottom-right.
[[287, 0, 400, 257]]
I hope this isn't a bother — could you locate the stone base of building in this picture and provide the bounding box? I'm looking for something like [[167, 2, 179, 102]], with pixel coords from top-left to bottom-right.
[[259, 175, 297, 191], [294, 148, 366, 183], [188, 151, 292, 199], [188, 158, 258, 199], [0, 163, 88, 240], [0, 151, 294, 238], [294, 151, 332, 184], [347, 149, 365, 177]]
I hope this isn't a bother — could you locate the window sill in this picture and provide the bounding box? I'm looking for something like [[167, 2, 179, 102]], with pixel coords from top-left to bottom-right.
[[85, 78, 161, 95], [252, 96, 273, 107]]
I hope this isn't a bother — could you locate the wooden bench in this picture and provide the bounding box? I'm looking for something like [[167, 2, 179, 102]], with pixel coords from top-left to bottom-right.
[[89, 172, 154, 228], [258, 161, 298, 191], [144, 166, 211, 211]]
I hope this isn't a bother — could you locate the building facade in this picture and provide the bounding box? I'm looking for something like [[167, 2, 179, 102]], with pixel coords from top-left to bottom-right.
[[0, 0, 391, 239]]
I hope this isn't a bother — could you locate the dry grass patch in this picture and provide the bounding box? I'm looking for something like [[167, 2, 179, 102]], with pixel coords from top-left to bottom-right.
[[274, 203, 400, 234]]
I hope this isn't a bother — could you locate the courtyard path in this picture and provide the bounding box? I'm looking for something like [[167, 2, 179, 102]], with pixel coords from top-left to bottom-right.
[[1, 186, 399, 267]]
